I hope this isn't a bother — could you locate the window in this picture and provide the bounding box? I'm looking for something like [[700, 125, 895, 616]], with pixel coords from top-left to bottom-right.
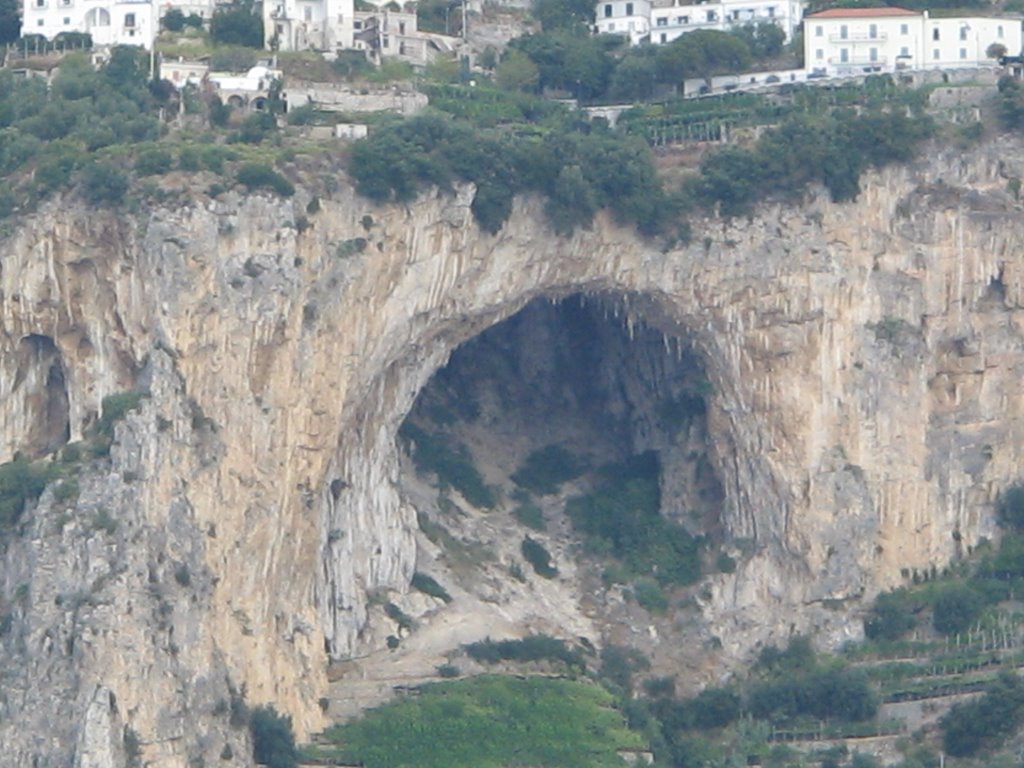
[[276, 22, 283, 32], [840, 24, 848, 39], [815, 24, 822, 36], [353, 19, 361, 28], [63, 15, 69, 23], [382, 34, 389, 46], [933, 48, 940, 59], [870, 47, 878, 61], [677, 15, 687, 24], [608, 21, 614, 29], [303, 5, 311, 21], [815, 48, 823, 59], [36, 17, 43, 24], [625, 2, 632, 15], [603, 4, 611, 17], [767, 6, 774, 16], [656, 16, 666, 25], [900, 23, 908, 34], [998, 25, 1004, 37], [399, 42, 406, 54], [959, 26, 967, 40], [932, 28, 939, 40], [900, 46, 909, 56], [35, 0, 43, 8], [960, 47, 967, 58], [660, 32, 666, 42], [869, 23, 877, 39], [706, 10, 716, 21], [840, 48, 848, 62], [399, 20, 405, 33]]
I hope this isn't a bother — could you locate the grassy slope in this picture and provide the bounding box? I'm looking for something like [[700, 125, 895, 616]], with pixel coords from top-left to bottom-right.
[[317, 675, 645, 768]]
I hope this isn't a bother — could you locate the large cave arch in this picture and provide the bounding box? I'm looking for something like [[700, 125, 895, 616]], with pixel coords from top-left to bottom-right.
[[315, 278, 799, 662]]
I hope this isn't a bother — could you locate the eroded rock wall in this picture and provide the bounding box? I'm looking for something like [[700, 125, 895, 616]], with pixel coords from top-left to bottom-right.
[[0, 138, 1023, 765]]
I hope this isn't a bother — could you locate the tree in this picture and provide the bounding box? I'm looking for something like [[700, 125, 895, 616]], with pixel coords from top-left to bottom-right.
[[0, 0, 20, 45], [495, 49, 540, 92], [81, 161, 129, 205], [731, 22, 785, 59], [210, 4, 263, 47], [608, 51, 658, 102], [987, 41, 1008, 60], [532, 0, 595, 33], [932, 582, 982, 634], [162, 8, 186, 31], [998, 483, 1024, 529], [249, 706, 298, 768], [656, 29, 752, 90]]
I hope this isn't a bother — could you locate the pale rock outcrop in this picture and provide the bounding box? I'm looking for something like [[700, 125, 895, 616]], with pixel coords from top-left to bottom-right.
[[0, 137, 1023, 765]]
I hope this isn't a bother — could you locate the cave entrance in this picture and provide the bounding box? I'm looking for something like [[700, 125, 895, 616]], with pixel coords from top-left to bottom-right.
[[396, 293, 725, 604]]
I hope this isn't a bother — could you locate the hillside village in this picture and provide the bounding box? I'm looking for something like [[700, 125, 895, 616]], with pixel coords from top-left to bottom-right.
[[3, 0, 1023, 113]]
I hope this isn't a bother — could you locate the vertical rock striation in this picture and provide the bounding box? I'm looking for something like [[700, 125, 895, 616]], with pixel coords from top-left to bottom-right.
[[0, 138, 1023, 764]]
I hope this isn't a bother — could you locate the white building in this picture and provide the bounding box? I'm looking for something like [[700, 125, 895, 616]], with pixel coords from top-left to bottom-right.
[[804, 6, 1022, 77], [596, 0, 802, 46], [23, 0, 157, 47], [263, 0, 355, 52], [650, 0, 802, 44], [595, 0, 651, 45]]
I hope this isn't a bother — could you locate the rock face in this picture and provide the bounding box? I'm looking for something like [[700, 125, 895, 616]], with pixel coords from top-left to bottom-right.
[[1, 137, 1024, 765]]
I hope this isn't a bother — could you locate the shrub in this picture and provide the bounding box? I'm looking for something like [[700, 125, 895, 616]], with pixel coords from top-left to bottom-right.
[[464, 635, 585, 670], [998, 483, 1024, 530], [399, 423, 496, 509], [864, 587, 917, 641], [437, 663, 460, 678], [0, 455, 57, 528], [177, 146, 201, 171], [689, 686, 740, 730], [249, 705, 298, 768], [932, 582, 982, 635], [511, 445, 585, 495], [632, 578, 667, 613], [410, 571, 452, 603], [942, 671, 1024, 756], [521, 536, 558, 578], [81, 161, 129, 204], [232, 111, 276, 144], [235, 163, 294, 197], [95, 391, 146, 441], [512, 498, 545, 531], [566, 452, 700, 586], [134, 147, 173, 176], [599, 644, 649, 694], [384, 602, 414, 631]]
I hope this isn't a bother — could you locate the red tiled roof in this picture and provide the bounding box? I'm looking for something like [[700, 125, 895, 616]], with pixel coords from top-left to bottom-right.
[[806, 6, 921, 18]]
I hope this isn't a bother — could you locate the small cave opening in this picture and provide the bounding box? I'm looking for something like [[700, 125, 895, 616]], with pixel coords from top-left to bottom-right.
[[11, 334, 70, 458], [396, 294, 728, 626]]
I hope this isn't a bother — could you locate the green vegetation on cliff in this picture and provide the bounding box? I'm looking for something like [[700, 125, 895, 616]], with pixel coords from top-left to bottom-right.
[[315, 675, 644, 768]]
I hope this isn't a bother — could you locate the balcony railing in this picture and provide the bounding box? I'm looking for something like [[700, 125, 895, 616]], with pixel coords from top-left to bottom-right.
[[828, 55, 888, 65], [829, 32, 887, 42]]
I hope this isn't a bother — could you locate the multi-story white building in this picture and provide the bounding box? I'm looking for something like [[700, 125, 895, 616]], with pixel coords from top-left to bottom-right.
[[594, 0, 651, 45], [23, 0, 157, 47], [804, 6, 1022, 77], [263, 0, 355, 52], [596, 0, 802, 46], [649, 0, 802, 44]]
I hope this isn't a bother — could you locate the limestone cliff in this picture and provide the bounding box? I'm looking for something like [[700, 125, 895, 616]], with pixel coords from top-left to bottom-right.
[[1, 136, 1023, 766]]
